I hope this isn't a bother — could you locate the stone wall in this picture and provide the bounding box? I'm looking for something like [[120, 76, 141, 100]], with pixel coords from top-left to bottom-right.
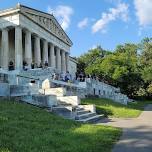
[[1, 68, 130, 105], [0, 83, 9, 96], [78, 80, 130, 105]]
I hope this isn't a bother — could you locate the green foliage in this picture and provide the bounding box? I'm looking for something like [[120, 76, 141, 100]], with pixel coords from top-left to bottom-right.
[[136, 88, 147, 97], [140, 38, 152, 82], [142, 66, 152, 82], [77, 39, 152, 98], [147, 84, 152, 94], [139, 37, 152, 97], [77, 46, 111, 73], [0, 100, 121, 152]]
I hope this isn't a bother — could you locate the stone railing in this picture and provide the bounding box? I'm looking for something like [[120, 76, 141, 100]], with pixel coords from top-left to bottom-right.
[[78, 80, 130, 105], [20, 67, 55, 78]]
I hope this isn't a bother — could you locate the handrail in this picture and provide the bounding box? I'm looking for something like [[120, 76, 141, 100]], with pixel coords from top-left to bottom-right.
[[51, 79, 85, 89]]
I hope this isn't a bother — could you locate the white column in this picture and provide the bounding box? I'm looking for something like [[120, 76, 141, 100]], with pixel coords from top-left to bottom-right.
[[43, 39, 48, 63], [15, 26, 23, 70], [56, 47, 61, 71], [34, 35, 41, 66], [49, 43, 55, 68], [25, 30, 32, 67], [65, 52, 69, 72], [1, 28, 9, 69], [61, 50, 66, 72]]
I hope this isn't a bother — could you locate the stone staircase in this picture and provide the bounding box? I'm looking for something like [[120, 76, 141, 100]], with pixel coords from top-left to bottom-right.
[[3, 71, 104, 123], [51, 103, 103, 123], [41, 87, 103, 123], [75, 106, 104, 123]]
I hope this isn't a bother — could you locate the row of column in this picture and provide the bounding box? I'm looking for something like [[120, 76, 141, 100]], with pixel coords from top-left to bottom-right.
[[1, 26, 69, 72]]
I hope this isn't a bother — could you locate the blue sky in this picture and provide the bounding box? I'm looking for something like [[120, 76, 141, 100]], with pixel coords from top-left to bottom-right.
[[1, 0, 152, 56]]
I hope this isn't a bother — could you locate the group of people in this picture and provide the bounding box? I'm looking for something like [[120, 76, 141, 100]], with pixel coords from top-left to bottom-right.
[[75, 72, 98, 82], [51, 71, 98, 84], [7, 60, 98, 84], [8, 60, 49, 71], [31, 61, 49, 70], [52, 71, 72, 83]]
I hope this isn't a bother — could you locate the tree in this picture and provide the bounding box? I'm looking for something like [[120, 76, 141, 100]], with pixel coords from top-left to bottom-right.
[[140, 37, 152, 97], [77, 39, 152, 99], [77, 46, 111, 74]]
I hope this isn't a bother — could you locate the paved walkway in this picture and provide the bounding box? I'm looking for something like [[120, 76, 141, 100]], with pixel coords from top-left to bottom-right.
[[98, 104, 152, 152]]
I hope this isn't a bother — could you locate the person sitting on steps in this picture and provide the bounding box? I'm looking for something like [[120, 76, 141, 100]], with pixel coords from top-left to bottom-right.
[[8, 61, 14, 71], [31, 62, 34, 69], [44, 61, 48, 68]]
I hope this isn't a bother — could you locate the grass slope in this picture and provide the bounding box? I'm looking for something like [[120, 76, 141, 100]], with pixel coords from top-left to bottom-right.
[[0, 100, 121, 152], [82, 98, 152, 118]]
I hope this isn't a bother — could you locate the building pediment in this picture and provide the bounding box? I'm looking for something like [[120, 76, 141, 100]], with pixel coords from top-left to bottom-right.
[[19, 5, 72, 47]]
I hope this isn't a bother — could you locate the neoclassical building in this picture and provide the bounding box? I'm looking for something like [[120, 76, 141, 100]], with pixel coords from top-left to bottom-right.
[[0, 4, 73, 72]]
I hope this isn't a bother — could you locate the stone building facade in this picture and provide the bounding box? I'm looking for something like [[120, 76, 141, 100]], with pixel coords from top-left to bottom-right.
[[0, 4, 73, 72]]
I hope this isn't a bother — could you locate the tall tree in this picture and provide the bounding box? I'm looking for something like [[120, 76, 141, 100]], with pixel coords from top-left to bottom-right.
[[77, 46, 110, 73], [77, 39, 152, 99], [140, 37, 152, 96]]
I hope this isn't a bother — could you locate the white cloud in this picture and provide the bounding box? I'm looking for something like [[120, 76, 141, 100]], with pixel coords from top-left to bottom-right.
[[77, 18, 89, 29], [134, 0, 152, 27], [48, 5, 73, 30], [92, 2, 129, 33]]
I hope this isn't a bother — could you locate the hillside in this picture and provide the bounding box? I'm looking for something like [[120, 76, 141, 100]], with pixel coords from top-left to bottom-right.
[[0, 100, 121, 152]]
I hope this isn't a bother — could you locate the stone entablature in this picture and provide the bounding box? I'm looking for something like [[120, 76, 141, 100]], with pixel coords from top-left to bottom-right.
[[0, 14, 19, 28], [20, 14, 70, 52], [20, 5, 72, 47]]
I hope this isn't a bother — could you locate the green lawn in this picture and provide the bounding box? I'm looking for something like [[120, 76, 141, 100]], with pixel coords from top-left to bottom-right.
[[82, 98, 152, 118], [0, 100, 121, 152]]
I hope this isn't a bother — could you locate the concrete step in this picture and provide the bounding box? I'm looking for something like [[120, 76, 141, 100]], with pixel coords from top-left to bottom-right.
[[39, 87, 66, 97], [75, 112, 96, 120], [52, 106, 75, 119], [76, 114, 104, 123], [52, 106, 73, 112], [75, 107, 84, 111], [58, 101, 73, 106], [21, 94, 57, 108], [77, 110, 90, 115], [57, 96, 80, 106]]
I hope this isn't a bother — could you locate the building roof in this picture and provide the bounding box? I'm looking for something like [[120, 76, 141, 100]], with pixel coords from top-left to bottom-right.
[[0, 3, 73, 47], [69, 56, 78, 64]]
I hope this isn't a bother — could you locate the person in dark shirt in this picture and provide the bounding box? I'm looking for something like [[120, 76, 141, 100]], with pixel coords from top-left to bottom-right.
[[44, 61, 48, 67], [23, 60, 28, 71], [8, 61, 14, 71], [31, 62, 35, 69]]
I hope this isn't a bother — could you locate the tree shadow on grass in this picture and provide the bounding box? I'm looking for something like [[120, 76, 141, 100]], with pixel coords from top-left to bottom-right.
[[96, 107, 113, 117]]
